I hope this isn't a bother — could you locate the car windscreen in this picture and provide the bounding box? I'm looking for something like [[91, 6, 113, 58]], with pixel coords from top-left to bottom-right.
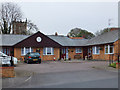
[[29, 53, 40, 56]]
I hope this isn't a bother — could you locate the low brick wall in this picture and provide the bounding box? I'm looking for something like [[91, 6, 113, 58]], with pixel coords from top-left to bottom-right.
[[0, 67, 15, 78]]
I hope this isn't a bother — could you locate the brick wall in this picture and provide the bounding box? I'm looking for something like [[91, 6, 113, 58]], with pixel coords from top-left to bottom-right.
[[92, 45, 109, 60], [14, 48, 21, 60], [68, 47, 83, 59], [14, 47, 60, 61], [13, 21, 27, 34], [42, 48, 60, 60], [0, 67, 15, 78], [92, 40, 120, 60]]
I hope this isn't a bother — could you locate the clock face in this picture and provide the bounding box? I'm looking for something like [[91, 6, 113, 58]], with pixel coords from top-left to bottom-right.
[[36, 37, 42, 42]]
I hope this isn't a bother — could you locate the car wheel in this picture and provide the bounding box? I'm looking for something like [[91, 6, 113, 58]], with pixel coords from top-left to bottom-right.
[[38, 61, 41, 64], [27, 60, 29, 64]]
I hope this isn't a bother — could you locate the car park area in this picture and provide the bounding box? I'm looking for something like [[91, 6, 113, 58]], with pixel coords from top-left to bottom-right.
[[2, 60, 118, 88]]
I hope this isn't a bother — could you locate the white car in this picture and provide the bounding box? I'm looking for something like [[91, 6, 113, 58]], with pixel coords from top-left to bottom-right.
[[0, 51, 18, 66]]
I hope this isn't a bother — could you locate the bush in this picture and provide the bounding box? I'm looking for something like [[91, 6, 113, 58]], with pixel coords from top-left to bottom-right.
[[109, 63, 116, 68]]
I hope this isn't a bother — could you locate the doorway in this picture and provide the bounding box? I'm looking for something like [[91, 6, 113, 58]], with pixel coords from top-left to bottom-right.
[[83, 47, 88, 60], [61, 48, 69, 60]]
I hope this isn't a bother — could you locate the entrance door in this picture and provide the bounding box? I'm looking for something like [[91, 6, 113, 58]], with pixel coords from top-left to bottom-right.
[[83, 47, 88, 60], [61, 48, 66, 59], [61, 48, 69, 60]]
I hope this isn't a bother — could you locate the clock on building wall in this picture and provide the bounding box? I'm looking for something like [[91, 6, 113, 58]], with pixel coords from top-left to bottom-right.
[[36, 37, 42, 42]]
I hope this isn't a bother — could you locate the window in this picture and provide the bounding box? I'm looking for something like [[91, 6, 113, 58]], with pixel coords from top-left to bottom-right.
[[105, 45, 114, 54], [21, 48, 24, 55], [43, 48, 46, 55], [92, 46, 100, 54], [92, 47, 95, 54], [62, 48, 66, 54], [2, 48, 10, 55], [26, 47, 30, 54], [96, 47, 100, 54], [105, 45, 108, 53], [3, 48, 6, 54], [88, 48, 91, 53], [31, 48, 33, 52], [76, 48, 82, 53], [21, 47, 32, 56], [110, 45, 114, 53], [47, 48, 51, 55], [43, 47, 54, 55]]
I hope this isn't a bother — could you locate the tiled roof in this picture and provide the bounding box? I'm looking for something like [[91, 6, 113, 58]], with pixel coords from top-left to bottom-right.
[[86, 30, 118, 45], [0, 34, 30, 46], [48, 35, 88, 46], [0, 30, 119, 47]]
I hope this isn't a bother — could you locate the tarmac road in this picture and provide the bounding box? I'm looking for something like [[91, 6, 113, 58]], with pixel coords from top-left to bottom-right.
[[2, 61, 118, 88]]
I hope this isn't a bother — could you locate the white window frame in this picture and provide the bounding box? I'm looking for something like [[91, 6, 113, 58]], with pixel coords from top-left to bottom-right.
[[21, 47, 32, 56], [43, 47, 54, 55], [76, 48, 82, 53], [92, 46, 100, 55], [105, 45, 114, 54]]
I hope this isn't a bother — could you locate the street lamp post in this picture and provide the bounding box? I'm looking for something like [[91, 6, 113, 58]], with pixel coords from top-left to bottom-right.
[[108, 19, 112, 66]]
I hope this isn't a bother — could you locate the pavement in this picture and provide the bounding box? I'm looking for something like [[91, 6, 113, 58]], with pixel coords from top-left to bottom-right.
[[2, 60, 118, 88]]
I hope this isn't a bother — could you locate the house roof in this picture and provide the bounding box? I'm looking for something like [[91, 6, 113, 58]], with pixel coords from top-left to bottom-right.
[[48, 35, 88, 46], [0, 34, 30, 46], [0, 33, 88, 47], [86, 30, 118, 46], [14, 31, 62, 48], [0, 30, 119, 47]]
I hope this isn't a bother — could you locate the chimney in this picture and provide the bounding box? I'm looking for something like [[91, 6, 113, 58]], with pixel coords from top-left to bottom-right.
[[70, 37, 84, 39], [110, 28, 120, 31], [55, 32, 58, 36]]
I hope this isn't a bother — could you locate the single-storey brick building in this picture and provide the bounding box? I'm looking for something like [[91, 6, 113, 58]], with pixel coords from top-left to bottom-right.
[[0, 29, 120, 61]]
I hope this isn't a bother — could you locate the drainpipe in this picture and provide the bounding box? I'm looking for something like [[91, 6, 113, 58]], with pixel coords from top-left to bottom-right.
[[118, 55, 119, 63]]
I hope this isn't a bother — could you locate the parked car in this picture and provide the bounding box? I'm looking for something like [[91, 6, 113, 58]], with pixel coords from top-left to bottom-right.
[[0, 51, 18, 66], [24, 52, 41, 64]]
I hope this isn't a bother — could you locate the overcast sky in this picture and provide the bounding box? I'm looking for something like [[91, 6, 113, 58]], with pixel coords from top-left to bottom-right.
[[17, 1, 118, 35]]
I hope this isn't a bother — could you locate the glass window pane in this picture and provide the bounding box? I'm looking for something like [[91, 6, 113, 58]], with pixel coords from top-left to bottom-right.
[[110, 45, 113, 53], [43, 48, 46, 55], [47, 48, 51, 55], [76, 48, 82, 53], [25, 47, 29, 54], [7, 48, 9, 55], [96, 47, 99, 54], [4, 48, 6, 54], [105, 45, 108, 53], [88, 48, 91, 53], [21, 48, 24, 55], [92, 47, 95, 54], [63, 49, 66, 54], [31, 48, 33, 52]]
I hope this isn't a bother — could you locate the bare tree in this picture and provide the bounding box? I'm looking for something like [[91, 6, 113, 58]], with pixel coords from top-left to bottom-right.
[[27, 20, 39, 35], [0, 2, 22, 34]]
